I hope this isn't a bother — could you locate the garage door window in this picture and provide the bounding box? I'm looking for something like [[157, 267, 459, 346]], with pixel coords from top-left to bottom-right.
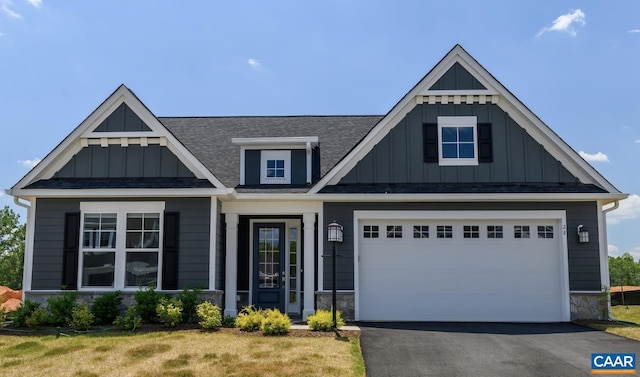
[[537, 226, 554, 239], [487, 225, 503, 238], [363, 225, 379, 238], [387, 226, 403, 238], [437, 225, 453, 238], [413, 225, 429, 238], [514, 225, 530, 239], [463, 225, 480, 238]]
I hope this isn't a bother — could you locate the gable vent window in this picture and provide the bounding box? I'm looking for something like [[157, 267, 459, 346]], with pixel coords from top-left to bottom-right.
[[487, 225, 503, 239], [514, 225, 530, 239], [363, 225, 379, 238], [537, 226, 554, 239], [424, 117, 492, 165], [386, 225, 403, 238], [260, 150, 291, 184], [463, 225, 480, 238], [437, 225, 453, 239], [413, 225, 429, 238]]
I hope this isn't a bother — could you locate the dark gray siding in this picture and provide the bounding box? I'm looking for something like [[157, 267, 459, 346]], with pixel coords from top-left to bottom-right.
[[323, 201, 601, 291], [216, 199, 224, 290], [243, 149, 307, 186], [245, 150, 261, 185], [339, 104, 578, 185], [429, 62, 486, 90], [166, 198, 211, 289], [55, 145, 196, 178], [94, 103, 152, 132], [32, 199, 80, 290]]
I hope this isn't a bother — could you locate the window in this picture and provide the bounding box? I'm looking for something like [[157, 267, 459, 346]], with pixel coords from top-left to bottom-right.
[[487, 225, 503, 239], [363, 225, 379, 238], [413, 225, 429, 238], [438, 116, 478, 166], [514, 225, 530, 239], [260, 150, 291, 184], [537, 226, 554, 239], [437, 225, 453, 239], [463, 225, 479, 238], [80, 202, 164, 290], [386, 225, 402, 238]]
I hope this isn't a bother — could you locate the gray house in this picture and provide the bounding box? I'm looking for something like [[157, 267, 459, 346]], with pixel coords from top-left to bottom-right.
[[8, 45, 627, 321]]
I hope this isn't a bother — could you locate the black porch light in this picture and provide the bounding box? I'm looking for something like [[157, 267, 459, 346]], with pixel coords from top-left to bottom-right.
[[327, 221, 343, 329]]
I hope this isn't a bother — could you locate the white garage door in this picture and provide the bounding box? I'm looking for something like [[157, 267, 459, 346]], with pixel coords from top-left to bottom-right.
[[357, 212, 568, 322]]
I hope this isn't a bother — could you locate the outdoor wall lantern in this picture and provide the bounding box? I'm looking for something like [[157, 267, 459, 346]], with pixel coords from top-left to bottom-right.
[[327, 221, 343, 329], [577, 225, 589, 243]]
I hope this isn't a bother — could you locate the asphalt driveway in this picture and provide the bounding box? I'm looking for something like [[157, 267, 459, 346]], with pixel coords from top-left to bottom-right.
[[360, 322, 640, 377]]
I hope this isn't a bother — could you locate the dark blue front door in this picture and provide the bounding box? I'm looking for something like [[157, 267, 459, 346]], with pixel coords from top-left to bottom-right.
[[252, 223, 285, 311]]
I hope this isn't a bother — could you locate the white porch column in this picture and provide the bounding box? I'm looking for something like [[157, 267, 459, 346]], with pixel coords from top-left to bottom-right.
[[224, 213, 239, 317], [302, 213, 316, 320]]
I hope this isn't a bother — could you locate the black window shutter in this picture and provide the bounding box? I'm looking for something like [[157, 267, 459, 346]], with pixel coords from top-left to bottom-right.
[[62, 212, 80, 289], [162, 212, 180, 290], [423, 123, 438, 163], [478, 123, 493, 163]]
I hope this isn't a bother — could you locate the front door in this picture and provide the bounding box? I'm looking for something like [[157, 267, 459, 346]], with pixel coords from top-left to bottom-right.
[[253, 223, 286, 311]]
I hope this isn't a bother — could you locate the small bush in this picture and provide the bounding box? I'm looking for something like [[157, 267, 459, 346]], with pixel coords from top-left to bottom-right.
[[307, 309, 345, 331], [12, 300, 41, 328], [222, 315, 236, 328], [134, 285, 164, 323], [196, 301, 222, 330], [114, 306, 142, 331], [91, 291, 122, 325], [261, 308, 291, 335], [70, 302, 94, 331], [25, 307, 47, 330], [176, 286, 202, 323], [156, 298, 183, 327], [235, 306, 264, 332], [47, 291, 77, 326], [0, 306, 7, 323]]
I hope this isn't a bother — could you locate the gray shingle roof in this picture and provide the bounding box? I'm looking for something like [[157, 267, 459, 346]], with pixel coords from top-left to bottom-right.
[[159, 116, 383, 188]]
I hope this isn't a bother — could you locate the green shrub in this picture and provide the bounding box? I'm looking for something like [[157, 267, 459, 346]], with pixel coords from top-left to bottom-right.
[[235, 306, 264, 332], [222, 315, 236, 328], [261, 308, 291, 335], [47, 291, 77, 326], [307, 309, 345, 331], [0, 306, 7, 323], [156, 298, 183, 327], [196, 301, 222, 330], [70, 302, 94, 331], [134, 285, 164, 323], [91, 291, 122, 325], [25, 307, 47, 330], [176, 286, 202, 323], [12, 300, 41, 328], [114, 306, 142, 331]]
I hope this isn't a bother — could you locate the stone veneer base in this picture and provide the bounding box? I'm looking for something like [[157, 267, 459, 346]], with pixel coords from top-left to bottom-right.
[[315, 291, 355, 320]]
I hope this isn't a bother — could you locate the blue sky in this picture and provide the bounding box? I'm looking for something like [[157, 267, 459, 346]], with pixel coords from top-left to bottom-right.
[[1, 1, 639, 257]]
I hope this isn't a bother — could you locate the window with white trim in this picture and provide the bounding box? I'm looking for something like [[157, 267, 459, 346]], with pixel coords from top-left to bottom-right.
[[514, 225, 530, 239], [463, 225, 480, 238], [386, 225, 402, 238], [260, 150, 291, 184], [487, 225, 503, 239], [438, 116, 478, 166], [437, 225, 453, 239], [537, 225, 554, 239], [363, 225, 379, 238], [413, 225, 429, 238], [80, 202, 164, 290]]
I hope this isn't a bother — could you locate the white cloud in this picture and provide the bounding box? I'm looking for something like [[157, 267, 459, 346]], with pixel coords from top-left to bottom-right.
[[248, 58, 261, 69], [18, 158, 40, 169], [578, 151, 609, 162], [609, 244, 620, 256], [607, 194, 640, 225], [537, 9, 586, 37], [25, 0, 42, 7], [629, 29, 640, 34], [1, 2, 22, 18]]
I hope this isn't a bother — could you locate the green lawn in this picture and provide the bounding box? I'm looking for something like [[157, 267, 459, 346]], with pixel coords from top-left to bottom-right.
[[0, 329, 365, 377], [586, 305, 640, 341]]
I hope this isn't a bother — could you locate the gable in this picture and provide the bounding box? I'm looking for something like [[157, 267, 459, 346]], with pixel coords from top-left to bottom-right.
[[93, 103, 152, 132], [429, 62, 486, 91]]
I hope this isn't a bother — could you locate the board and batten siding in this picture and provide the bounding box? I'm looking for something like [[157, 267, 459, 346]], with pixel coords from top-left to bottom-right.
[[31, 198, 211, 290], [322, 201, 601, 291], [244, 149, 308, 185], [339, 104, 578, 185]]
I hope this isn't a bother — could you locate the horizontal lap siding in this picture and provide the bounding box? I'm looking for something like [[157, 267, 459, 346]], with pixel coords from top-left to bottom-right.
[[323, 201, 600, 292]]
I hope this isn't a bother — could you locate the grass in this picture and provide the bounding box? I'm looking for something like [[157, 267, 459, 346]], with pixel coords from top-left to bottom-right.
[[586, 305, 640, 341], [0, 329, 365, 377]]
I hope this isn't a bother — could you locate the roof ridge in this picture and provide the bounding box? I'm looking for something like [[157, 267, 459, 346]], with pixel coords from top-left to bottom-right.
[[157, 115, 384, 119]]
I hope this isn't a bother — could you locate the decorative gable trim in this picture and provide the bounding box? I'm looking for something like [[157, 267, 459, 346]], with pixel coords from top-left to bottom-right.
[[10, 85, 225, 195], [310, 45, 620, 194]]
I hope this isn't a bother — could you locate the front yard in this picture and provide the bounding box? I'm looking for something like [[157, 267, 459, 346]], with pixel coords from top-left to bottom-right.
[[585, 305, 640, 341], [0, 329, 364, 377]]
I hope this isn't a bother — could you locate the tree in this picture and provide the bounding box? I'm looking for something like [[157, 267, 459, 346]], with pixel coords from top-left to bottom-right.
[[0, 206, 26, 289], [609, 253, 640, 287]]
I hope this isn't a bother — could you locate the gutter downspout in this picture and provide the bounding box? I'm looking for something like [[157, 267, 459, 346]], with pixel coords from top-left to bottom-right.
[[602, 200, 620, 320], [7, 191, 31, 301]]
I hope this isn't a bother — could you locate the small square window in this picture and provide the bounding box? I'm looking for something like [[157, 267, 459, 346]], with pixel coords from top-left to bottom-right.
[[437, 225, 453, 239], [487, 225, 503, 239], [413, 225, 429, 238], [537, 226, 554, 239], [514, 225, 530, 239], [438, 116, 478, 166], [387, 225, 402, 238], [363, 225, 379, 239], [463, 225, 479, 238], [260, 150, 291, 184], [266, 159, 285, 178]]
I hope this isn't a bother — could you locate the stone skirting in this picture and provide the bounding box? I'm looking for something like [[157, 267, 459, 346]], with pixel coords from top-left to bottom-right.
[[570, 292, 608, 320], [24, 290, 224, 312], [316, 291, 355, 320]]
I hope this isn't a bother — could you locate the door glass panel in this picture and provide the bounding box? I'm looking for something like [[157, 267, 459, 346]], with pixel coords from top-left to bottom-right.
[[258, 227, 280, 289], [289, 228, 298, 304]]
